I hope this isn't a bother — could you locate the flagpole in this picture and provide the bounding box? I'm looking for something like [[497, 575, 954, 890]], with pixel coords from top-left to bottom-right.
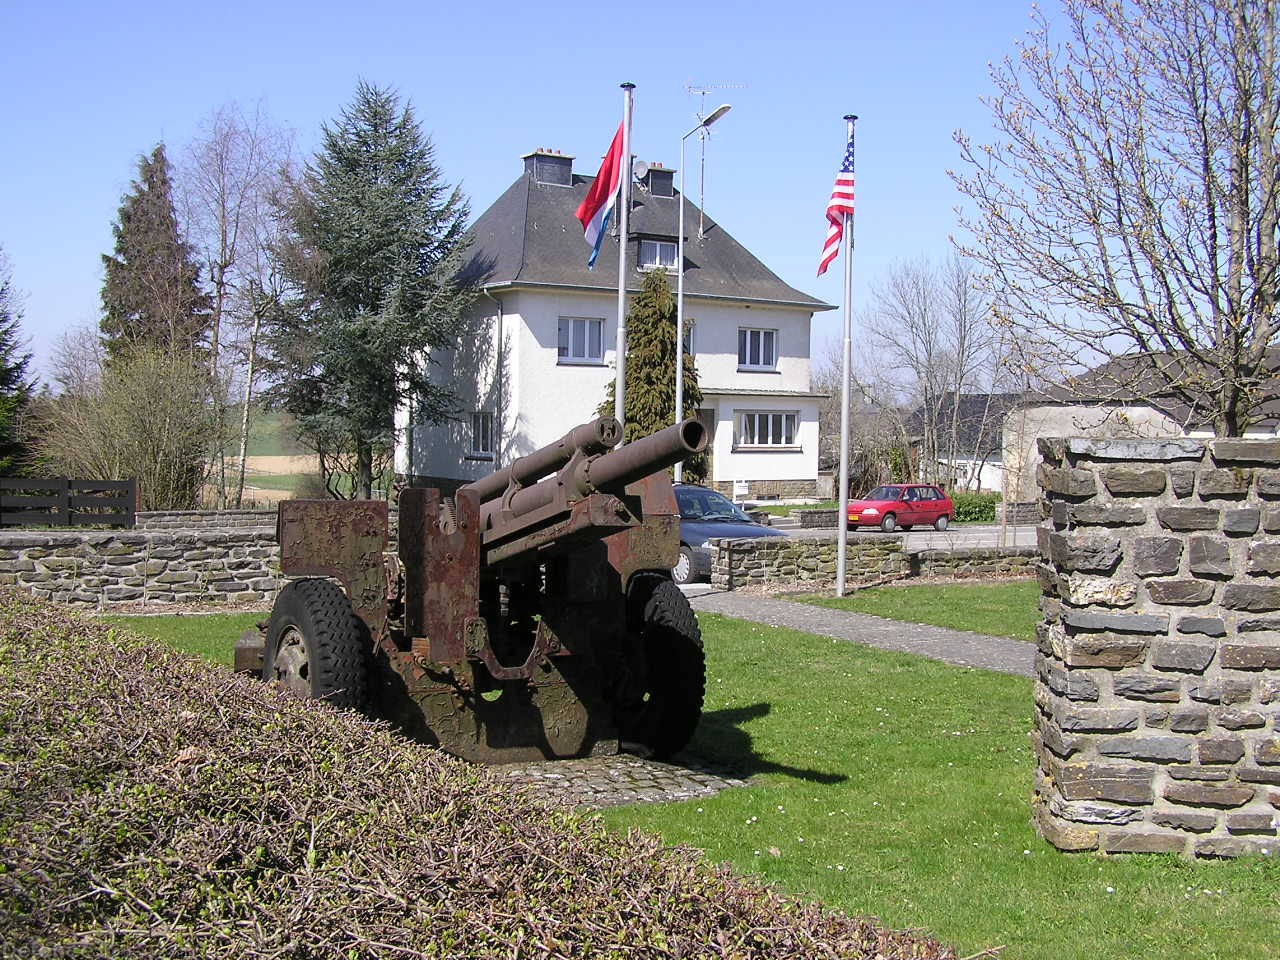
[[835, 114, 858, 597], [614, 82, 635, 443]]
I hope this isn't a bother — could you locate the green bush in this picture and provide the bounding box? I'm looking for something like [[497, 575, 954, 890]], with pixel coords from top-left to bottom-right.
[[950, 490, 1001, 523]]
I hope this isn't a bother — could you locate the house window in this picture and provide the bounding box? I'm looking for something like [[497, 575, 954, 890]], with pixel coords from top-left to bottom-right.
[[558, 317, 604, 364], [639, 239, 678, 271], [470, 412, 495, 459], [737, 411, 798, 448], [737, 328, 777, 370]]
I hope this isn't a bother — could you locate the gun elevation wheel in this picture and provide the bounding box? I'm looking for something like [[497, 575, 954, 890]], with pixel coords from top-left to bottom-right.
[[263, 578, 368, 709], [620, 579, 705, 759]]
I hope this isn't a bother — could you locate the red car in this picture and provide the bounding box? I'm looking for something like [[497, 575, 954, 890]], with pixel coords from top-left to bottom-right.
[[847, 484, 954, 532]]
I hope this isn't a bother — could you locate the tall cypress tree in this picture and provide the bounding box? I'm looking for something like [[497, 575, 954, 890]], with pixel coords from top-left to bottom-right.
[[101, 144, 210, 357], [599, 270, 705, 481], [270, 81, 475, 499], [0, 254, 34, 474]]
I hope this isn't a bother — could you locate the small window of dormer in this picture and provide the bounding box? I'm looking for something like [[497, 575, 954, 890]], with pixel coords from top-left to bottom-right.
[[645, 167, 675, 197], [639, 239, 678, 271], [522, 149, 574, 186]]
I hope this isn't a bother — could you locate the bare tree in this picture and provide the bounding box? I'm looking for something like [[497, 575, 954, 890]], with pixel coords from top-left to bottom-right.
[[953, 0, 1280, 436], [179, 103, 293, 506]]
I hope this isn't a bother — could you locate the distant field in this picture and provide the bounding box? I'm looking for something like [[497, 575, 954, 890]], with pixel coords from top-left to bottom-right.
[[235, 407, 311, 458]]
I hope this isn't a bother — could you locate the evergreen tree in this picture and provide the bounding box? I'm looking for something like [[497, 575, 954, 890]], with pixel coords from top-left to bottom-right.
[[101, 144, 210, 357], [0, 253, 34, 474], [599, 270, 705, 481], [269, 82, 475, 499]]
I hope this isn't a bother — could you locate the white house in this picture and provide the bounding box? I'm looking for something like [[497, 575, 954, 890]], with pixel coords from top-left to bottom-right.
[[397, 148, 832, 498]]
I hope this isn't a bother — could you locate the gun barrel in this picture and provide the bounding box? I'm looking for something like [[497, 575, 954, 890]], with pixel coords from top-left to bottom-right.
[[480, 419, 707, 531], [462, 416, 621, 504]]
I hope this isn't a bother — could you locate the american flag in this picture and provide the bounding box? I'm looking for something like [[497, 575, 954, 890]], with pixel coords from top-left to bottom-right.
[[817, 132, 856, 276]]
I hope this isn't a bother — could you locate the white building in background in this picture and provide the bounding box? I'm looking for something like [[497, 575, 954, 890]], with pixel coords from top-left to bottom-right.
[[396, 148, 832, 498]]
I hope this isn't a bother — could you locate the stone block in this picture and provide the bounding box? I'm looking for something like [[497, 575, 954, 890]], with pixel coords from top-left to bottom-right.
[[1097, 736, 1194, 763], [1058, 707, 1140, 732], [1157, 506, 1221, 531], [1216, 709, 1265, 730], [1222, 583, 1280, 612], [1066, 437, 1204, 460], [1152, 810, 1217, 832], [1164, 782, 1255, 808], [1198, 738, 1246, 764], [1247, 540, 1280, 576], [1034, 805, 1099, 851], [1038, 723, 1085, 758], [1132, 537, 1183, 577], [1176, 616, 1226, 638], [1048, 533, 1122, 573], [1211, 438, 1280, 463], [1038, 464, 1098, 498], [1196, 837, 1265, 858], [1186, 536, 1232, 578], [1102, 466, 1167, 496], [1168, 765, 1231, 781], [1045, 665, 1100, 702], [1049, 798, 1143, 825], [1113, 675, 1182, 702], [1220, 641, 1280, 670], [1058, 575, 1138, 607], [1238, 617, 1280, 632], [1147, 579, 1216, 605], [1257, 470, 1280, 498], [1151, 642, 1216, 673], [1103, 832, 1188, 855], [1062, 610, 1169, 634], [1170, 465, 1198, 498], [1037, 437, 1067, 464], [1220, 679, 1255, 705], [1197, 467, 1253, 498], [1169, 709, 1210, 733], [1223, 509, 1261, 536], [1265, 506, 1280, 533], [1261, 677, 1280, 703], [1055, 761, 1155, 803], [1256, 739, 1280, 765], [1065, 504, 1148, 526], [1226, 813, 1276, 835], [1239, 767, 1280, 784]]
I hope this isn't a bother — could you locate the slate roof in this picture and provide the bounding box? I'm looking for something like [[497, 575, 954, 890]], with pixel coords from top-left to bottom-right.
[[905, 393, 1020, 458], [459, 167, 833, 311]]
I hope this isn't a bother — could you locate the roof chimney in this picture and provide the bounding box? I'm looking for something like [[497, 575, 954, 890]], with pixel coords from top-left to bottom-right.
[[522, 148, 575, 187], [643, 164, 675, 198]]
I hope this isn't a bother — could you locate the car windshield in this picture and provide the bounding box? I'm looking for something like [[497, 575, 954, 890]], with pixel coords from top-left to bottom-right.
[[676, 487, 752, 522], [864, 486, 905, 501]]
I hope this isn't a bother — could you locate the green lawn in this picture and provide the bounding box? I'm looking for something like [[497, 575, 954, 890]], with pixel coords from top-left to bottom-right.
[[754, 500, 837, 516], [107, 607, 1278, 960], [798, 580, 1042, 642], [102, 611, 263, 666]]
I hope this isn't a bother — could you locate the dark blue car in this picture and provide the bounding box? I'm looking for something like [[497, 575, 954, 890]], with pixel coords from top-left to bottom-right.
[[672, 484, 787, 584]]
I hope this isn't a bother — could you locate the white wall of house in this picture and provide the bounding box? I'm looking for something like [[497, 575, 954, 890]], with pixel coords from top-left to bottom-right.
[[398, 286, 822, 488]]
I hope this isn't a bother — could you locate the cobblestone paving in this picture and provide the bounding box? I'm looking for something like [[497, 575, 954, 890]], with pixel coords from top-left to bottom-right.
[[490, 754, 749, 810]]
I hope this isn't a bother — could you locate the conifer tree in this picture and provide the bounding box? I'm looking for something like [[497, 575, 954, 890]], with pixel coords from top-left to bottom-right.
[[0, 252, 34, 474], [599, 270, 705, 481], [101, 144, 210, 357], [269, 82, 475, 499]]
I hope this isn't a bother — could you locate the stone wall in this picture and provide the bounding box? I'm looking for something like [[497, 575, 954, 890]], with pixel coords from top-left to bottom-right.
[[138, 509, 276, 530], [795, 508, 840, 528], [710, 479, 819, 499], [913, 546, 1039, 579], [1034, 437, 1280, 858], [0, 528, 281, 606]]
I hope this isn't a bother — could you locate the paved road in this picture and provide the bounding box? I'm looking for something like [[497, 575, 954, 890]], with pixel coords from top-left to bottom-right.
[[685, 589, 1036, 679]]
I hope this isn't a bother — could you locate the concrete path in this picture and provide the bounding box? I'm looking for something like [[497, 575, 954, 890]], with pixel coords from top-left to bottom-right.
[[688, 591, 1036, 679]]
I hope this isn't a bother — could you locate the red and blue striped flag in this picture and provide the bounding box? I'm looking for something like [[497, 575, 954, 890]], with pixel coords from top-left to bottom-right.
[[818, 132, 856, 276], [575, 122, 626, 268]]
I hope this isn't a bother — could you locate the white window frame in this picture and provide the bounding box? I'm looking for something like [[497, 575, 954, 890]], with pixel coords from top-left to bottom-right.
[[638, 239, 678, 272], [558, 316, 605, 364], [737, 327, 778, 371], [736, 410, 799, 449], [469, 411, 495, 460]]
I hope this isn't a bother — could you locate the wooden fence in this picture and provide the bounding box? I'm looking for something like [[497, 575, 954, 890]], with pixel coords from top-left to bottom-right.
[[0, 478, 138, 528]]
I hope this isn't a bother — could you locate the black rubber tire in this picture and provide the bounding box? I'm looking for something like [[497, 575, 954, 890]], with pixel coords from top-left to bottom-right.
[[935, 514, 950, 531], [880, 513, 897, 533], [262, 578, 368, 709], [672, 546, 696, 585], [620, 579, 706, 759]]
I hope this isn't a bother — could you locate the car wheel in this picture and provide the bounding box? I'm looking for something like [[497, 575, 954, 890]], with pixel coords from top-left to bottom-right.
[[935, 514, 950, 531], [672, 546, 695, 585], [880, 513, 897, 533], [262, 579, 368, 709]]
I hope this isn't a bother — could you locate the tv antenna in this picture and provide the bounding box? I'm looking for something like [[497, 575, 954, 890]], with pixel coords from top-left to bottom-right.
[[685, 81, 746, 237]]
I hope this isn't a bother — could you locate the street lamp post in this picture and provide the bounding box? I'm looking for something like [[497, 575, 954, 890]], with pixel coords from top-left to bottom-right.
[[675, 104, 731, 483]]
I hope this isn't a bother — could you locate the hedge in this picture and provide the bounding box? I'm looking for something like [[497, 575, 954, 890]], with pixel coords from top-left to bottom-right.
[[0, 590, 953, 959], [950, 491, 1002, 524]]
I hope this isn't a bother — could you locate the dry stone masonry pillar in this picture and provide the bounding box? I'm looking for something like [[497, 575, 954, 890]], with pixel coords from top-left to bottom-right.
[[1034, 437, 1280, 858]]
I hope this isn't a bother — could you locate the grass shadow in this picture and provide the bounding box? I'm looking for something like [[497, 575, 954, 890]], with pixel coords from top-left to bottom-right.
[[677, 702, 846, 786]]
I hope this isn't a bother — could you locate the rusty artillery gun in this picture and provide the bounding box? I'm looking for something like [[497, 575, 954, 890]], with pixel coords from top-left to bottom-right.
[[237, 416, 708, 764]]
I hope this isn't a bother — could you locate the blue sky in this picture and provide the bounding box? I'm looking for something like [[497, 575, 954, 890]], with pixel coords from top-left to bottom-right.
[[2, 0, 1040, 380]]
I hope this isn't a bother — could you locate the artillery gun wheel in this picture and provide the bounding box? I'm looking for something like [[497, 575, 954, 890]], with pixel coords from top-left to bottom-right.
[[620, 579, 705, 759], [262, 578, 368, 709]]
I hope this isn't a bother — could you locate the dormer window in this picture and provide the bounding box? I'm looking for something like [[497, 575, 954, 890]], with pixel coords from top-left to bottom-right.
[[639, 239, 678, 271], [645, 167, 675, 197], [522, 149, 574, 186]]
